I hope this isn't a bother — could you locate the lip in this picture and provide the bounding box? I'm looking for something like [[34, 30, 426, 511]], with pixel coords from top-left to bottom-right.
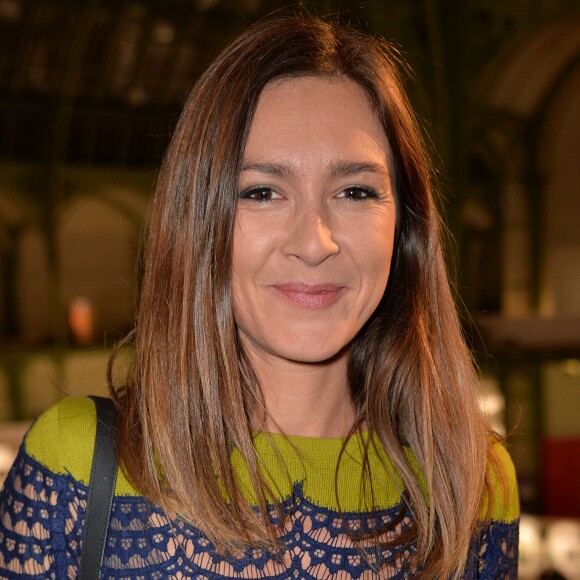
[[270, 283, 345, 310]]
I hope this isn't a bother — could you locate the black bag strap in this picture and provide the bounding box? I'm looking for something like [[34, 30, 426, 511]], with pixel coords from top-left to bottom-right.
[[80, 396, 119, 580]]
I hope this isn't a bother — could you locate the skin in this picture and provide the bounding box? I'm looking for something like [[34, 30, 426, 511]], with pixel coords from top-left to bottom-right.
[[232, 76, 396, 437]]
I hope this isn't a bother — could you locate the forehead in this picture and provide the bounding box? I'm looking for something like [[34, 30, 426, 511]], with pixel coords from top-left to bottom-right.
[[243, 75, 391, 167]]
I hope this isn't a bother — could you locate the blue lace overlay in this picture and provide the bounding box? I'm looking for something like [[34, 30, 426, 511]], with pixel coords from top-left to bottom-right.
[[0, 446, 518, 579]]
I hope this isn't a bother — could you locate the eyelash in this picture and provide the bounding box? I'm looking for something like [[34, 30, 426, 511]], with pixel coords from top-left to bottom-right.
[[238, 187, 279, 202], [337, 186, 378, 201], [238, 185, 379, 202]]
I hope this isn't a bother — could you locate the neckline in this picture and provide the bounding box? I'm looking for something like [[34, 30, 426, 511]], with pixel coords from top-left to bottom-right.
[[228, 430, 411, 511], [251, 430, 371, 461]]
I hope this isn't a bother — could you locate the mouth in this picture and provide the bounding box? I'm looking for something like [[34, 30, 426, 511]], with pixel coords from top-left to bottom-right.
[[270, 283, 345, 309]]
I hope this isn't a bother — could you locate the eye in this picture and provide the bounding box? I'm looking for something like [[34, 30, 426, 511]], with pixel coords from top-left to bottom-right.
[[336, 186, 378, 201], [238, 186, 282, 202]]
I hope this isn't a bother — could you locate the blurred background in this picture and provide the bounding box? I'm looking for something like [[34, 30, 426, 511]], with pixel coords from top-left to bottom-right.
[[0, 0, 578, 576]]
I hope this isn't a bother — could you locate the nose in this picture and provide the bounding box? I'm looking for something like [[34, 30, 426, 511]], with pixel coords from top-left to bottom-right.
[[281, 203, 340, 266]]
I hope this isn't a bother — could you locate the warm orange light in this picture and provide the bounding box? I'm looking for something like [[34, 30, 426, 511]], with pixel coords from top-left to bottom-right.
[[68, 297, 94, 346]]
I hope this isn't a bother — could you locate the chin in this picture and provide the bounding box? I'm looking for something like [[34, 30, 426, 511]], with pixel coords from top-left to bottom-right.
[[274, 340, 349, 365]]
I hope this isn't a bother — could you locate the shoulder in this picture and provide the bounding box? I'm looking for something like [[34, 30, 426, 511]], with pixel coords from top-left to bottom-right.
[[480, 440, 520, 523], [24, 396, 138, 495], [25, 397, 96, 484]]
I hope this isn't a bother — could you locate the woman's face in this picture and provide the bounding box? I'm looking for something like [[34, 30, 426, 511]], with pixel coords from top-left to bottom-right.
[[232, 76, 396, 366]]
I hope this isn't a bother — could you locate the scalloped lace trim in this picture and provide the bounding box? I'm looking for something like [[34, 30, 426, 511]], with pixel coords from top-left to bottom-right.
[[0, 447, 518, 579]]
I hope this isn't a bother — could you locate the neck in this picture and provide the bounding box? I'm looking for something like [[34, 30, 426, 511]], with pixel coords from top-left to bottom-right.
[[243, 344, 356, 438]]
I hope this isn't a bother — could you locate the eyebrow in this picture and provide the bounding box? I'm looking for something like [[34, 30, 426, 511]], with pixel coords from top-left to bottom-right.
[[241, 160, 390, 179]]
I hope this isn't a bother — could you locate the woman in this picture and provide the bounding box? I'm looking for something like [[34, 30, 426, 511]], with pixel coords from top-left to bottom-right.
[[0, 13, 518, 579]]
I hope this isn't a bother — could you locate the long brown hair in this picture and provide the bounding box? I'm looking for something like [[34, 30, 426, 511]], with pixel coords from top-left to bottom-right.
[[113, 12, 494, 577]]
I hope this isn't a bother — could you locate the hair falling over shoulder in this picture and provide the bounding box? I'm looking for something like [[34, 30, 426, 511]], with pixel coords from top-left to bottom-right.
[[109, 11, 504, 578]]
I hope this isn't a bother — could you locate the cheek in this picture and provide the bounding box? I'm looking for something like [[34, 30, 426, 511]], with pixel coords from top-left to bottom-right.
[[230, 215, 277, 326], [232, 210, 281, 268], [354, 215, 395, 277], [355, 219, 395, 317], [232, 214, 256, 282], [230, 226, 250, 328]]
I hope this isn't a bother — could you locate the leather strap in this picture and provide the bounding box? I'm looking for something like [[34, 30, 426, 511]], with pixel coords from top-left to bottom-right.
[[80, 396, 119, 580]]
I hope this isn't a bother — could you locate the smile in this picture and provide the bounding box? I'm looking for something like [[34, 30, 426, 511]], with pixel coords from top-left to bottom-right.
[[270, 283, 345, 310]]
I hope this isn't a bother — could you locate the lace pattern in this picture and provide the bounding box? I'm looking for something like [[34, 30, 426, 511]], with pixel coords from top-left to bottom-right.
[[0, 447, 518, 579]]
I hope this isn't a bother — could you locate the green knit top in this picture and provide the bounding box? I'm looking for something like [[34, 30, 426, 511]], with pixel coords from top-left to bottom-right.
[[0, 397, 519, 578]]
